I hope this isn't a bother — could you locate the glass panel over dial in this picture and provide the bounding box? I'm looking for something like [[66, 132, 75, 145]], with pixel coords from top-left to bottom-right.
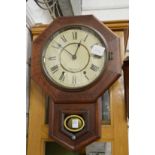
[[42, 25, 107, 89]]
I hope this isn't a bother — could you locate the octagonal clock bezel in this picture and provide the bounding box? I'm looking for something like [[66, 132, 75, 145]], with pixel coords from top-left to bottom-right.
[[41, 24, 109, 91]]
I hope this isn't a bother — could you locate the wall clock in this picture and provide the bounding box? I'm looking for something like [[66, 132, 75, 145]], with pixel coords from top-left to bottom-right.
[[31, 15, 121, 151]]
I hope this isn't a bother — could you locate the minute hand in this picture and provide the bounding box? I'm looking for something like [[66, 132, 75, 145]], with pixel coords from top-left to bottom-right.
[[62, 47, 74, 57], [54, 40, 73, 57]]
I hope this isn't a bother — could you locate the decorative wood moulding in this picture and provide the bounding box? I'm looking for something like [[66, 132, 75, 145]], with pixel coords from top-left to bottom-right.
[[31, 20, 129, 35]]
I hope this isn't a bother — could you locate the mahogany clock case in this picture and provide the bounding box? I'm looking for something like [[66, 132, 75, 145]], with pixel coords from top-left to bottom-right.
[[31, 15, 121, 103]]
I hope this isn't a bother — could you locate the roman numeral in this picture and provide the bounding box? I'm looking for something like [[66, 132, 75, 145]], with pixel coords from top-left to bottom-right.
[[72, 75, 76, 85], [51, 41, 62, 49], [50, 65, 58, 74], [72, 31, 77, 40], [59, 72, 65, 81], [61, 35, 67, 42], [48, 56, 56, 60], [90, 64, 99, 72], [83, 34, 88, 42]]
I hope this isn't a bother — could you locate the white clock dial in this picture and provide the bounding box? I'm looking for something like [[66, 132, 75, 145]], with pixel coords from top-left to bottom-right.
[[42, 25, 107, 89]]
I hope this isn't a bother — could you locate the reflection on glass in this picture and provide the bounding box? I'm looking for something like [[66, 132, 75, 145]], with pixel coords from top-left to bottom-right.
[[86, 142, 111, 155], [45, 142, 80, 155], [102, 90, 111, 124]]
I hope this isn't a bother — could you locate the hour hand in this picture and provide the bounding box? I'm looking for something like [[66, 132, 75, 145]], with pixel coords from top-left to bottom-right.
[[73, 40, 82, 59]]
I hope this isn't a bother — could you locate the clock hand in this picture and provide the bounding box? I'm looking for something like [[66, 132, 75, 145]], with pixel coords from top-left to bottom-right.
[[62, 48, 74, 57], [53, 40, 73, 57], [72, 40, 82, 59]]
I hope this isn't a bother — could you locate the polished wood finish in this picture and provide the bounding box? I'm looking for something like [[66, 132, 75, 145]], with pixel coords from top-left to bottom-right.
[[31, 15, 122, 104], [27, 21, 129, 155], [49, 99, 102, 151], [27, 80, 46, 155], [104, 20, 129, 49], [31, 15, 122, 151]]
